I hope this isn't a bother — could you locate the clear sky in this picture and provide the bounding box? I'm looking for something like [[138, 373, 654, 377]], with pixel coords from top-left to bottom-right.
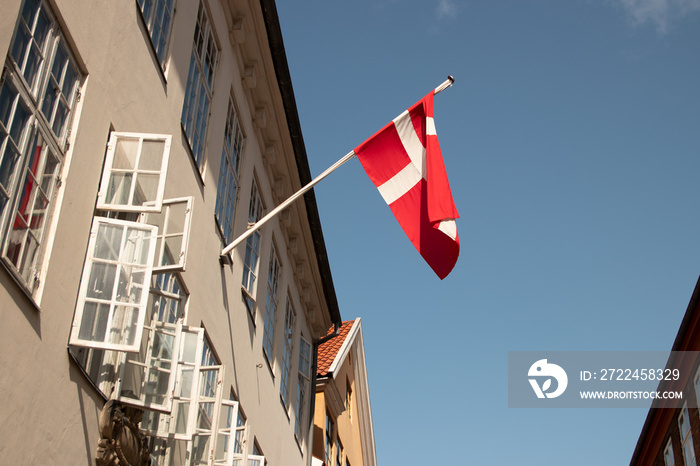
[[275, 1, 700, 464]]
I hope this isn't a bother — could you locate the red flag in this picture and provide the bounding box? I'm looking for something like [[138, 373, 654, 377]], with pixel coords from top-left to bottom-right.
[[354, 92, 459, 279]]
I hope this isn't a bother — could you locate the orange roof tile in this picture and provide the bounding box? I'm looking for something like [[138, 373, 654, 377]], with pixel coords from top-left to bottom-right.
[[316, 320, 355, 376]]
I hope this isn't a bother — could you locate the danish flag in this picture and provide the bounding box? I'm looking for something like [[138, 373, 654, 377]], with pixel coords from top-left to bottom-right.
[[354, 91, 459, 279]]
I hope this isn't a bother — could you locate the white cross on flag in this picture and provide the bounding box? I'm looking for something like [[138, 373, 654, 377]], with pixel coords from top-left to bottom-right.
[[354, 91, 459, 279]]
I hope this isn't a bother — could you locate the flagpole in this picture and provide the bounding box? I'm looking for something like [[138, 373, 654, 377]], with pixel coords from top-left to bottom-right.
[[220, 76, 455, 259], [434, 75, 455, 94]]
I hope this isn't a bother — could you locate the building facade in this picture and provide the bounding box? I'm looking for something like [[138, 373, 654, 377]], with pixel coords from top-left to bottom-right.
[[0, 0, 342, 464], [312, 319, 377, 466], [631, 276, 700, 466]]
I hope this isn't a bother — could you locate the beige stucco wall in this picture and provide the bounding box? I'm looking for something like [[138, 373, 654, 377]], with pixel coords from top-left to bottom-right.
[[0, 0, 331, 464]]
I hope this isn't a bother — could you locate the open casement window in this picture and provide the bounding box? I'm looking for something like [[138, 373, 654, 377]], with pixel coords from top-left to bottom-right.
[[110, 272, 188, 412], [115, 319, 182, 413], [69, 217, 158, 352], [246, 455, 265, 466], [213, 397, 244, 466], [141, 196, 193, 271], [97, 132, 171, 213], [142, 325, 205, 465], [229, 404, 248, 466], [191, 364, 224, 465], [142, 328, 229, 466]]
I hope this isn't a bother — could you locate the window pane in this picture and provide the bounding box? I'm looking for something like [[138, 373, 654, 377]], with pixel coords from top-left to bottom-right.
[[113, 137, 139, 169], [133, 173, 160, 206], [140, 139, 166, 170]]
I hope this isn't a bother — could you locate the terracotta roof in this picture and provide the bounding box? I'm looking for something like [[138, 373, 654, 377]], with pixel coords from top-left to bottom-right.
[[316, 320, 355, 376]]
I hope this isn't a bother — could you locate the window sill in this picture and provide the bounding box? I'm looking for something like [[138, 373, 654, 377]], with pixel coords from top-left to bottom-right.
[[0, 257, 41, 312], [180, 123, 206, 188], [263, 350, 275, 379]]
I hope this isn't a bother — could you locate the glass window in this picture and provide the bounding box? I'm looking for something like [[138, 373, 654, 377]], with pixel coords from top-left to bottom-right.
[[336, 437, 343, 466], [213, 392, 246, 466], [247, 456, 264, 466], [215, 96, 243, 244], [181, 0, 219, 172], [141, 196, 193, 271], [137, 0, 176, 68], [191, 339, 222, 466], [294, 337, 311, 441], [262, 244, 280, 361], [69, 217, 158, 352], [325, 413, 333, 465], [248, 444, 264, 466], [1, 0, 81, 295], [346, 379, 353, 423], [97, 132, 172, 212], [10, 0, 54, 96], [664, 439, 675, 466], [142, 329, 232, 466], [116, 272, 188, 412], [679, 405, 696, 466], [241, 180, 263, 314], [280, 298, 295, 407]]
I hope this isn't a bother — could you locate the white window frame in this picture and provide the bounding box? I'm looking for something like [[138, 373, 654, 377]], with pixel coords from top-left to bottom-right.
[[262, 243, 280, 362], [116, 319, 183, 413], [679, 403, 697, 466], [137, 0, 177, 69], [241, 179, 263, 315], [191, 363, 224, 465], [181, 0, 219, 173], [113, 271, 188, 413], [1, 0, 82, 295], [294, 336, 311, 443], [246, 455, 265, 466], [96, 132, 172, 213], [141, 196, 193, 272], [213, 395, 243, 466], [280, 297, 295, 407], [143, 329, 234, 466], [215, 94, 244, 245], [69, 217, 158, 352]]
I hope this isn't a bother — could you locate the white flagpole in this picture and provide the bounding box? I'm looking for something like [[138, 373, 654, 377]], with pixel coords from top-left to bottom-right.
[[220, 76, 455, 259]]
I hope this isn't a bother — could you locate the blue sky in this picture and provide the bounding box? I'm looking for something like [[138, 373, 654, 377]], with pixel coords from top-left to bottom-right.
[[275, 1, 700, 464]]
